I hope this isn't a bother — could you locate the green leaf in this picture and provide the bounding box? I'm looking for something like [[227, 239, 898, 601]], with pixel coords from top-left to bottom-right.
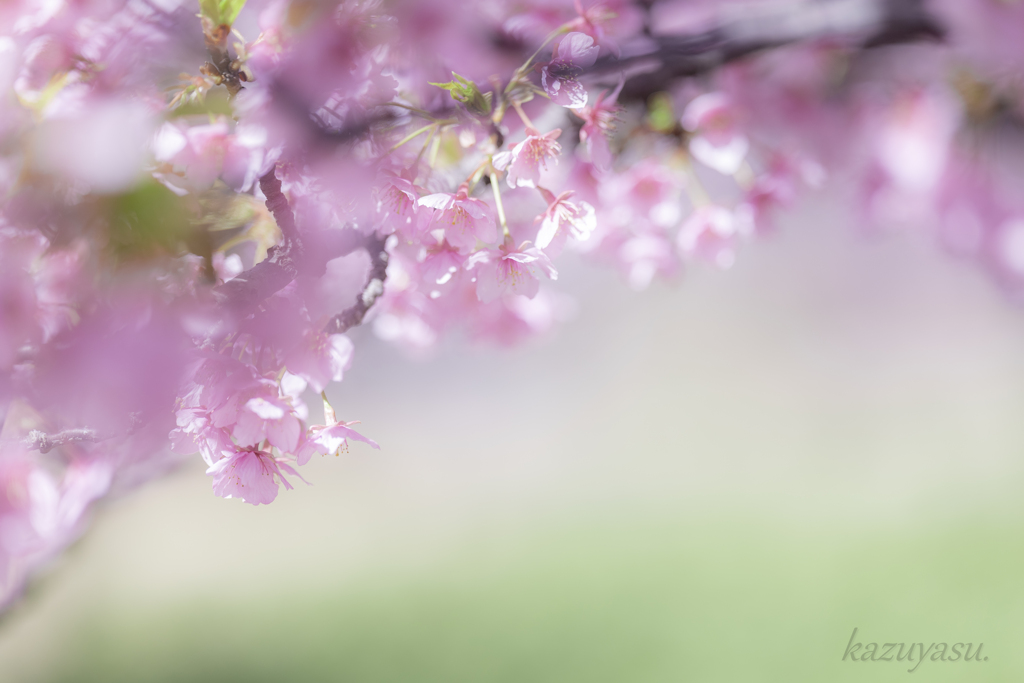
[[646, 92, 677, 134], [429, 73, 492, 117], [198, 0, 246, 26], [109, 181, 195, 261]]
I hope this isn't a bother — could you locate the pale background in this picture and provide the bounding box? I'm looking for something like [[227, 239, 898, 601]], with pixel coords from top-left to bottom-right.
[[2, 192, 1024, 681]]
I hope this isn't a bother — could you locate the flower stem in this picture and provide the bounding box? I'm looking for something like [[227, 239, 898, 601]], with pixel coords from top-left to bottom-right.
[[414, 125, 438, 169], [389, 122, 437, 153], [680, 153, 712, 207], [489, 171, 510, 237], [512, 101, 535, 129], [466, 158, 490, 193], [511, 26, 569, 85], [321, 391, 338, 425], [386, 101, 440, 120]]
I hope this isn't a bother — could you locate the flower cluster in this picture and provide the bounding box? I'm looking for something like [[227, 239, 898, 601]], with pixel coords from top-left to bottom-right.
[[1, 0, 1024, 608]]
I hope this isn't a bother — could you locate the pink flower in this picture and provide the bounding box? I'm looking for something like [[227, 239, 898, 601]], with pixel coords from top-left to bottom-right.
[[736, 153, 818, 235], [565, 0, 643, 56], [376, 173, 427, 239], [676, 205, 749, 269], [232, 395, 304, 454], [991, 218, 1024, 290], [493, 128, 562, 188], [535, 187, 596, 255], [154, 119, 266, 191], [618, 160, 678, 212], [681, 92, 749, 175], [0, 453, 111, 608], [207, 447, 306, 506], [616, 230, 680, 290], [296, 421, 379, 465], [577, 82, 622, 170], [420, 242, 469, 291], [467, 289, 569, 346], [0, 239, 41, 370], [875, 89, 957, 194], [466, 237, 558, 302], [418, 184, 497, 252], [33, 97, 155, 193], [371, 255, 442, 353], [541, 32, 599, 109], [285, 331, 354, 393]]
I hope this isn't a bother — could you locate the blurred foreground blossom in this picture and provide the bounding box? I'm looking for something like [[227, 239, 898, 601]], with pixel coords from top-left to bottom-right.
[[2, 0, 1024, 610]]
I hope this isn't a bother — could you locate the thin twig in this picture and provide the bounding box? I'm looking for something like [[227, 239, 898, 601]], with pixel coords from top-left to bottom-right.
[[23, 429, 99, 454]]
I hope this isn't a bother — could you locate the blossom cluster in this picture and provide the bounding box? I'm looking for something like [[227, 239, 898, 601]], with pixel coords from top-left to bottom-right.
[[1, 0, 1023, 608]]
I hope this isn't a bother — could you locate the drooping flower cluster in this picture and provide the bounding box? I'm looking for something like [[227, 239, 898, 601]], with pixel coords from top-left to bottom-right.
[[1, 0, 1024, 608]]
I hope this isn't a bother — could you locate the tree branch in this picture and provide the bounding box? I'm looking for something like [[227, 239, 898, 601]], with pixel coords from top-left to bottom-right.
[[590, 0, 943, 100], [323, 234, 389, 335], [23, 429, 99, 454], [213, 168, 304, 317], [259, 167, 300, 244], [213, 0, 943, 332], [20, 412, 143, 454], [213, 167, 370, 321]]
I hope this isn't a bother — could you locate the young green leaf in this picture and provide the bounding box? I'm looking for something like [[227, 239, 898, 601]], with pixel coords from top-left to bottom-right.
[[198, 0, 246, 26], [429, 73, 492, 117]]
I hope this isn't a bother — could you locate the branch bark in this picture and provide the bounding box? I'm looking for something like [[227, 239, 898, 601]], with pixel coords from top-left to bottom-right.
[[214, 0, 942, 331], [591, 0, 944, 101], [213, 168, 304, 317], [323, 234, 389, 335], [213, 167, 375, 322], [23, 429, 99, 454]]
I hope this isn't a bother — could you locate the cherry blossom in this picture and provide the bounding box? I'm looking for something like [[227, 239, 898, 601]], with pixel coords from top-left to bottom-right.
[[535, 187, 596, 254], [418, 184, 497, 253], [296, 421, 379, 465], [541, 32, 600, 109], [681, 92, 749, 175], [467, 237, 558, 302], [207, 447, 306, 506], [677, 205, 749, 269], [285, 332, 354, 394], [493, 128, 563, 189], [576, 82, 622, 170], [1, 0, 1024, 611]]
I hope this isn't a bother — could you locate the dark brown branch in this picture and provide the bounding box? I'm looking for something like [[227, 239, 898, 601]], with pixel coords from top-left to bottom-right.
[[257, 1, 944, 150], [590, 0, 944, 101], [258, 167, 300, 244], [214, 0, 943, 333], [213, 167, 303, 317], [213, 168, 368, 319], [269, 80, 408, 147], [323, 234, 389, 335]]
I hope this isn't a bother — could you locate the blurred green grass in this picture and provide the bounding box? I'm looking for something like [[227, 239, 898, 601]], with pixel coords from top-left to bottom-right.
[[36, 510, 1024, 683]]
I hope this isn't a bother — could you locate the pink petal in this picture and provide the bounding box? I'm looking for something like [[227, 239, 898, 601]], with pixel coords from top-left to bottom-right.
[[246, 396, 285, 420], [208, 451, 280, 506], [555, 32, 599, 67], [418, 193, 455, 211], [327, 334, 354, 383], [268, 413, 301, 454], [232, 410, 266, 448]]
